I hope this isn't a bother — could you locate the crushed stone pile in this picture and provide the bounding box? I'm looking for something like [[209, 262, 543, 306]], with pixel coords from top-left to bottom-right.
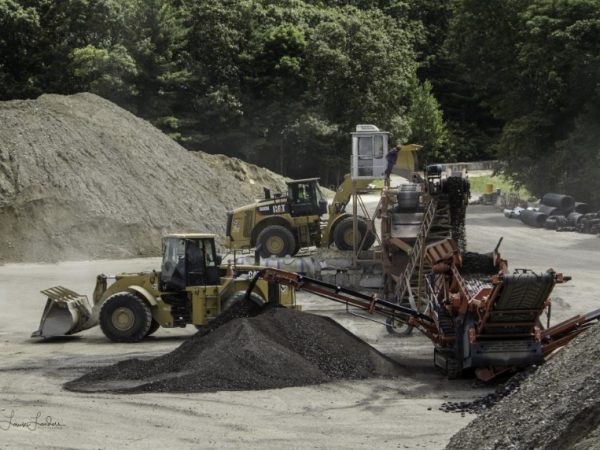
[[64, 307, 404, 394], [0, 93, 287, 263], [461, 251, 498, 276], [447, 324, 600, 450]]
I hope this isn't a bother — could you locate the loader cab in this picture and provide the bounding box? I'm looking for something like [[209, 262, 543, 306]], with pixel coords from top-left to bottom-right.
[[160, 234, 221, 291], [287, 178, 328, 217], [351, 124, 390, 179]]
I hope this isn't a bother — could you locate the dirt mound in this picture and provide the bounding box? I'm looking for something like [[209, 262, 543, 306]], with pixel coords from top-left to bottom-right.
[[0, 93, 287, 263], [447, 324, 600, 450], [64, 308, 404, 393]]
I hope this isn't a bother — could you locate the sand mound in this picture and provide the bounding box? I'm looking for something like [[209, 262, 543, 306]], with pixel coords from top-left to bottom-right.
[[0, 93, 287, 262], [447, 324, 600, 450], [65, 308, 404, 393]]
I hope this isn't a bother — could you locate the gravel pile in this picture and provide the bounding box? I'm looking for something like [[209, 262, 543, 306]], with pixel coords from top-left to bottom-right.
[[461, 251, 498, 275], [64, 307, 404, 394], [0, 93, 287, 263], [446, 324, 600, 450], [440, 369, 534, 415]]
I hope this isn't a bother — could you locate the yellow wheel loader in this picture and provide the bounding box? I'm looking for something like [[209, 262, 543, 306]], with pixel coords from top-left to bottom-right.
[[225, 175, 376, 258], [32, 233, 296, 342], [225, 124, 423, 258]]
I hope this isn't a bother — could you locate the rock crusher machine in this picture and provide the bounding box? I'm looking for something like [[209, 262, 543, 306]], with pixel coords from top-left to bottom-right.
[[249, 238, 600, 381]]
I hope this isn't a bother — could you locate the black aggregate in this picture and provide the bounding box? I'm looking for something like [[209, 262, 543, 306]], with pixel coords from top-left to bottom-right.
[[65, 305, 404, 394]]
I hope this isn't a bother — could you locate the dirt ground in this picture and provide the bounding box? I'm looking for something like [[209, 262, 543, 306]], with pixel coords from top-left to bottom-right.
[[0, 205, 599, 449]]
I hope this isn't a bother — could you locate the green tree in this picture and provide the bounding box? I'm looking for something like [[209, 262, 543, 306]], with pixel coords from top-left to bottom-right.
[[0, 0, 446, 185], [448, 0, 600, 204], [503, 0, 600, 204], [0, 0, 132, 98], [0, 0, 41, 99], [554, 105, 600, 205], [298, 4, 419, 180], [179, 0, 248, 151], [407, 0, 500, 162], [447, 0, 529, 119], [406, 80, 449, 164], [182, 1, 420, 183], [71, 44, 137, 100], [123, 0, 191, 135]]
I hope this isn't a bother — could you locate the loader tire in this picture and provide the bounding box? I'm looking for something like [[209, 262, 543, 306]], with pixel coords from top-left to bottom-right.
[[145, 319, 160, 337], [333, 217, 375, 251], [99, 293, 152, 342], [257, 225, 296, 257]]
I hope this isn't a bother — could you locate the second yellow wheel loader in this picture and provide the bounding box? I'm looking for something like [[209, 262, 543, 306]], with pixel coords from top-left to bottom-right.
[[225, 125, 423, 259], [225, 175, 376, 258]]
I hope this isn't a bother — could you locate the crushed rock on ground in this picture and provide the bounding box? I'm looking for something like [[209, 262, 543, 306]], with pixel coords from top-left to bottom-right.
[[64, 307, 406, 394], [446, 324, 600, 450], [0, 93, 287, 263], [440, 368, 534, 415]]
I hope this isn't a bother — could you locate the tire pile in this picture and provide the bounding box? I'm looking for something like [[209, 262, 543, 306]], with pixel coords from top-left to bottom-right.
[[516, 192, 599, 234], [64, 306, 404, 394]]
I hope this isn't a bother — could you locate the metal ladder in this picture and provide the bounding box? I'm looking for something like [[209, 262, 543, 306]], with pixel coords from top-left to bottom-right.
[[394, 199, 437, 310]]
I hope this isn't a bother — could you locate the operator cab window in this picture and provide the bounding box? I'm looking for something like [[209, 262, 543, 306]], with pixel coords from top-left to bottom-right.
[[186, 240, 204, 270], [374, 135, 384, 158], [201, 238, 220, 285], [289, 184, 310, 204], [204, 239, 216, 267], [161, 238, 187, 290], [315, 183, 327, 215], [162, 237, 220, 288], [298, 184, 313, 203], [290, 182, 320, 216], [358, 136, 373, 159], [315, 184, 325, 205], [358, 137, 374, 176]]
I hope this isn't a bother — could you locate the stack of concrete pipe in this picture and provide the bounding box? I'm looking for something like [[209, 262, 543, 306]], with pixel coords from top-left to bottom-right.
[[538, 193, 575, 229], [517, 192, 598, 233], [517, 193, 572, 228], [519, 209, 549, 228]]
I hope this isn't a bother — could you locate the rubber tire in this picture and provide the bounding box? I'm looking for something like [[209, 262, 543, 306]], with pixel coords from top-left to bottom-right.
[[385, 317, 414, 337], [145, 319, 160, 337], [257, 225, 296, 257], [333, 217, 376, 251], [99, 292, 152, 342]]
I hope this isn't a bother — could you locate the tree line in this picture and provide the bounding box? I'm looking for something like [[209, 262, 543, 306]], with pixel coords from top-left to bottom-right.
[[447, 0, 600, 205], [1, 0, 599, 204]]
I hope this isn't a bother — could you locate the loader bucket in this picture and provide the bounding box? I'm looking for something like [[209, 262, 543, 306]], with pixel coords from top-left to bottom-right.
[[31, 287, 97, 338]]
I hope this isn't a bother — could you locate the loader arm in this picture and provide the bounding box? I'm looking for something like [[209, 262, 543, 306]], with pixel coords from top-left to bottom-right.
[[322, 174, 373, 244]]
